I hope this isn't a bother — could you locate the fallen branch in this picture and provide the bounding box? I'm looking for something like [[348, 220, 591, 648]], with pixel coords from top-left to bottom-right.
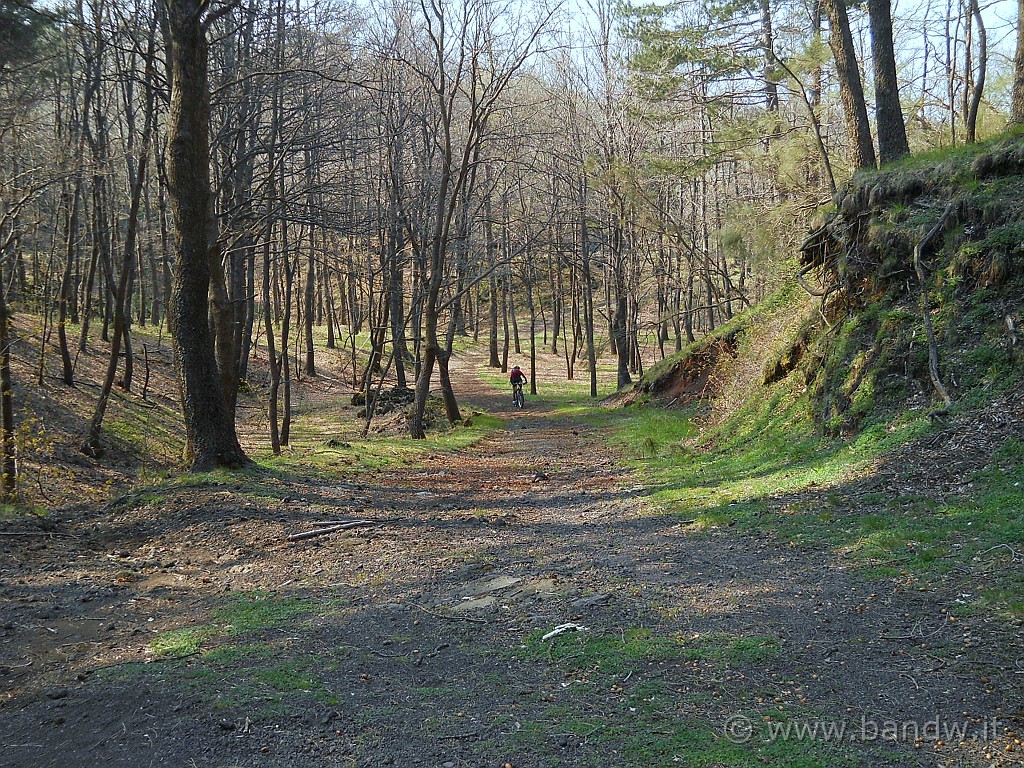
[[286, 520, 377, 542], [411, 603, 488, 624], [89, 650, 200, 673], [978, 543, 1023, 562], [336, 642, 406, 659], [414, 642, 450, 666], [542, 622, 589, 641]]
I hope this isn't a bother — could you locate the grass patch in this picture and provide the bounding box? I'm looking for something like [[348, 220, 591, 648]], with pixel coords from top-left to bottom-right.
[[518, 628, 780, 676], [506, 677, 855, 767], [212, 592, 316, 635], [105, 638, 338, 719], [254, 411, 504, 477], [607, 359, 1024, 615], [413, 685, 455, 698], [149, 627, 213, 657], [683, 633, 781, 665]]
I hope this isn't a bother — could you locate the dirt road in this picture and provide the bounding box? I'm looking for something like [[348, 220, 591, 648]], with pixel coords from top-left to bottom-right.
[[1, 366, 1019, 767]]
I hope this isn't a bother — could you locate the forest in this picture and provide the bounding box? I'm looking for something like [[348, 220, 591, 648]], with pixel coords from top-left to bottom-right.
[[1, 0, 1023, 766], [1, 0, 1017, 476]]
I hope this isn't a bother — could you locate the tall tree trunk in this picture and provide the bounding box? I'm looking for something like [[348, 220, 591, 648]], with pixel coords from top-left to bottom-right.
[[208, 221, 239, 415], [388, 227, 409, 389], [868, 0, 910, 162], [1011, 0, 1024, 125], [58, 181, 80, 385], [485, 183, 500, 368], [965, 0, 987, 143], [263, 238, 281, 454], [83, 27, 156, 454], [0, 285, 16, 500], [822, 0, 877, 169], [580, 188, 598, 399], [761, 0, 779, 112], [304, 234, 316, 376], [165, 0, 248, 470]]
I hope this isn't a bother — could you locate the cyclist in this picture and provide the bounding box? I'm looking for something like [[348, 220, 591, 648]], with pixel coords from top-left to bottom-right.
[[509, 365, 528, 407]]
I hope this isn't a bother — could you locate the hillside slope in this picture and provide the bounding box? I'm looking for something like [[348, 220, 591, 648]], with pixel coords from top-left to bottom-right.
[[611, 133, 1024, 624], [631, 132, 1023, 434]]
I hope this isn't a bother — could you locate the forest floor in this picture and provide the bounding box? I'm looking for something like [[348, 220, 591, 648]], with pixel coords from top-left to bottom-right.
[[1, 349, 1022, 768]]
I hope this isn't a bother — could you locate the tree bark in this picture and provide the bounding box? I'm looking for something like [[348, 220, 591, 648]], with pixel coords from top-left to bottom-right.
[[58, 181, 80, 385], [1011, 0, 1024, 125], [165, 0, 248, 470], [867, 0, 910, 162], [822, 0, 877, 169], [965, 0, 986, 143]]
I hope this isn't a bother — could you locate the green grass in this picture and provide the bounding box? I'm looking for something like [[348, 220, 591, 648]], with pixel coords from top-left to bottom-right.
[[508, 636, 855, 767], [149, 627, 212, 657], [518, 627, 780, 676], [255, 410, 504, 476], [147, 591, 321, 658], [607, 368, 1024, 616], [104, 400, 184, 463], [110, 636, 339, 719], [213, 592, 316, 635], [118, 409, 504, 509], [413, 685, 456, 698]]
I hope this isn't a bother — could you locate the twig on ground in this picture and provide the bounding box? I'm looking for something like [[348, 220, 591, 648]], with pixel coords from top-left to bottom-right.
[[413, 642, 451, 666], [336, 642, 406, 659], [286, 520, 377, 542], [89, 650, 201, 673], [900, 672, 921, 690], [879, 623, 946, 641], [411, 603, 488, 624], [977, 543, 1023, 562]]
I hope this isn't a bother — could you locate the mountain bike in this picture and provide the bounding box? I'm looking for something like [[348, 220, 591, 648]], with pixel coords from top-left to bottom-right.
[[512, 381, 525, 409]]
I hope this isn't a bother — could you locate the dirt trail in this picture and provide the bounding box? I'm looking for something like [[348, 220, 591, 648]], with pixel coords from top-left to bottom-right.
[[1, 360, 1020, 768]]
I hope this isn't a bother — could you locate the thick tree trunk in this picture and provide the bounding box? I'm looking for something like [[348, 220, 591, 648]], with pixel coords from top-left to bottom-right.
[[208, 230, 239, 416], [165, 0, 248, 470], [868, 0, 910, 162], [822, 0, 877, 169], [437, 349, 461, 423]]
